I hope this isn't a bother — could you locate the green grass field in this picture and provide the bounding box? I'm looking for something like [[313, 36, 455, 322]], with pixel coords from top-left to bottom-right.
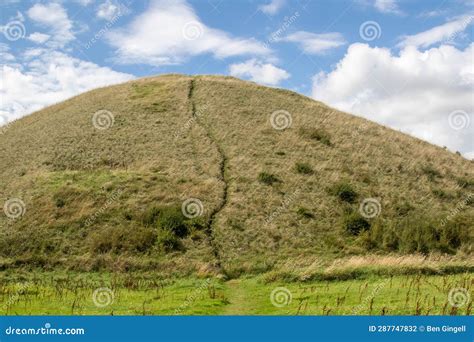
[[1, 272, 471, 315]]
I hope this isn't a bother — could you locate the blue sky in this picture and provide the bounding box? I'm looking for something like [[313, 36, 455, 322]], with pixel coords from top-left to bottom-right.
[[1, 0, 473, 157]]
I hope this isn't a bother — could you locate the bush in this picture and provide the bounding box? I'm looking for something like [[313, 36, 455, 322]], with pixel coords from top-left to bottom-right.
[[295, 162, 313, 175], [398, 221, 439, 254], [139, 205, 207, 253], [330, 182, 358, 203], [55, 198, 66, 208], [358, 213, 472, 254], [258, 172, 281, 186], [141, 206, 189, 238], [344, 213, 370, 235], [157, 206, 188, 238], [299, 128, 332, 146]]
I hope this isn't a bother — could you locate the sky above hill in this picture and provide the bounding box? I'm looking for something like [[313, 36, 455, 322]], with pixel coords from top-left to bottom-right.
[[1, 0, 473, 158]]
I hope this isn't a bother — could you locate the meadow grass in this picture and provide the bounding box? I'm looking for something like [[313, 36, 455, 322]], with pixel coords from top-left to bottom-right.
[[0, 272, 471, 315]]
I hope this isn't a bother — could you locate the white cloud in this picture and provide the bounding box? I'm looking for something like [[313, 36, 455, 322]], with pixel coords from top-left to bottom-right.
[[259, 0, 286, 15], [0, 50, 134, 123], [278, 31, 346, 54], [356, 0, 402, 14], [0, 44, 15, 64], [106, 0, 271, 66], [312, 43, 474, 157], [374, 0, 402, 14], [0, 2, 135, 126], [398, 15, 474, 48], [229, 59, 290, 86], [28, 32, 51, 44], [465, 151, 474, 160], [27, 3, 75, 47], [97, 0, 124, 20]]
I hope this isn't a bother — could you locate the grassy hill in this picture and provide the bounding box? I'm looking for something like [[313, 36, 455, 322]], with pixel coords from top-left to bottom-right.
[[0, 74, 473, 280]]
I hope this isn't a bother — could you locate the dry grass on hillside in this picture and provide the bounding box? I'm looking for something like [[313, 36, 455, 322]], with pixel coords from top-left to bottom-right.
[[0, 74, 472, 276]]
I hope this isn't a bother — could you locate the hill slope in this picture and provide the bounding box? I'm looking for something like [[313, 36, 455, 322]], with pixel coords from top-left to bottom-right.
[[0, 74, 472, 276]]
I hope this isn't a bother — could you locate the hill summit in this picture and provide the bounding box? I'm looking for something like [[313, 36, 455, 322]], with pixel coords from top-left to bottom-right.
[[0, 74, 472, 277]]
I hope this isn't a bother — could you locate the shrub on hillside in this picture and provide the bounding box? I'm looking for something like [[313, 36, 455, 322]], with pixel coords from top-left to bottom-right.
[[140, 205, 207, 252], [330, 181, 358, 203], [141, 206, 189, 238], [258, 172, 281, 186], [157, 206, 189, 238], [344, 213, 370, 235], [295, 162, 313, 175], [299, 128, 332, 146], [356, 213, 472, 254]]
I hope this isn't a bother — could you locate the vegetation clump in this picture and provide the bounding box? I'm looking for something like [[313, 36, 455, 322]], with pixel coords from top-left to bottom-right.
[[258, 172, 281, 186], [295, 162, 313, 175], [344, 213, 370, 235], [421, 165, 442, 181], [330, 182, 358, 203], [299, 128, 332, 146]]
